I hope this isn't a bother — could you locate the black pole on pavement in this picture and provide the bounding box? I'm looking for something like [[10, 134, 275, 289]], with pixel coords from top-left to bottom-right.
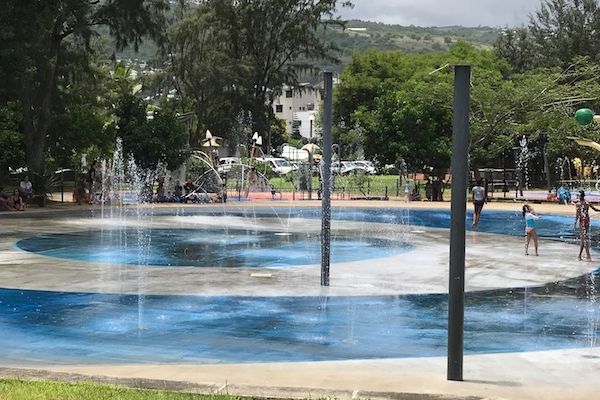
[[321, 71, 333, 286], [447, 65, 471, 382]]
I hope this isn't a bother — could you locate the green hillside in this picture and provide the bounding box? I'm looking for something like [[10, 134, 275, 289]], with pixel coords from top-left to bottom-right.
[[106, 19, 500, 73], [328, 20, 498, 55], [315, 20, 499, 74]]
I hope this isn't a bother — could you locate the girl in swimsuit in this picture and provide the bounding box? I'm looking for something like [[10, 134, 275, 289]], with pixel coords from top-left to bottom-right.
[[523, 204, 540, 256], [575, 191, 599, 261]]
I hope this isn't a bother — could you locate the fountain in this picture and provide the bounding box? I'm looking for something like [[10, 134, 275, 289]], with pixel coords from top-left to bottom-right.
[[515, 135, 530, 198], [1, 136, 600, 397], [4, 207, 600, 364]]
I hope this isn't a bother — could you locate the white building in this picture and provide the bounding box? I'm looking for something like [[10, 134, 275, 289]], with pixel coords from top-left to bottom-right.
[[272, 83, 322, 140]]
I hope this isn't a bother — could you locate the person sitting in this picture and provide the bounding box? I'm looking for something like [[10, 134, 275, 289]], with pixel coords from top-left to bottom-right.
[[172, 182, 184, 203], [0, 187, 18, 211], [557, 185, 571, 204], [411, 186, 421, 201], [73, 174, 89, 205], [183, 179, 199, 203], [184, 179, 197, 196], [19, 175, 33, 203], [9, 189, 25, 211], [547, 188, 558, 202], [154, 181, 168, 203]]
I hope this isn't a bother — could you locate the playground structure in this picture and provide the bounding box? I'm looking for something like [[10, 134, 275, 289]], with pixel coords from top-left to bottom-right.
[[189, 131, 282, 200]]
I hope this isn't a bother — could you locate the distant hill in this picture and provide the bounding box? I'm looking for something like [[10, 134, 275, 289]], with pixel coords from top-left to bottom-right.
[[332, 20, 499, 53], [105, 19, 501, 74], [316, 20, 500, 72]]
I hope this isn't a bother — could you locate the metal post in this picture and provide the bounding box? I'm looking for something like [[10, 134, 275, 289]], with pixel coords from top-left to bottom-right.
[[60, 170, 64, 203], [321, 71, 333, 286], [308, 151, 313, 200], [541, 134, 551, 191], [448, 65, 471, 382]]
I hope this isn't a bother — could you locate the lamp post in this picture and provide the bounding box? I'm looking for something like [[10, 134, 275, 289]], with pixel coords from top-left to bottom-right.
[[309, 114, 315, 140]]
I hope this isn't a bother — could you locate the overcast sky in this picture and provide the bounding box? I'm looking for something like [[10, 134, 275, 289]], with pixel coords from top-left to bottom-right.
[[339, 0, 542, 27]]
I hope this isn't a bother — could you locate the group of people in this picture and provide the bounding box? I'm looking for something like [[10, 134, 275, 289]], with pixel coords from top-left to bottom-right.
[[0, 176, 33, 212], [472, 180, 599, 261], [151, 179, 225, 203], [153, 179, 197, 203], [76, 159, 224, 205], [546, 185, 572, 204]]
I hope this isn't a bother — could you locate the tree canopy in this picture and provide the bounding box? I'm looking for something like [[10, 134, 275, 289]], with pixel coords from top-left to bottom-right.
[[0, 0, 168, 172], [335, 41, 600, 176]]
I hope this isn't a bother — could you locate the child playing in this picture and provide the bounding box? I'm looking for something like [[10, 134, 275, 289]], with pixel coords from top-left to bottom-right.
[[523, 204, 541, 256]]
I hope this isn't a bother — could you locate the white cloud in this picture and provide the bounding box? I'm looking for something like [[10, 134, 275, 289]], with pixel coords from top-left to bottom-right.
[[339, 0, 541, 27]]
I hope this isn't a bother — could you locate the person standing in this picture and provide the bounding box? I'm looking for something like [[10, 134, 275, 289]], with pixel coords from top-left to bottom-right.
[[575, 190, 599, 261], [523, 204, 540, 256], [471, 179, 486, 228], [19, 175, 33, 203], [404, 179, 411, 202], [86, 160, 97, 204]]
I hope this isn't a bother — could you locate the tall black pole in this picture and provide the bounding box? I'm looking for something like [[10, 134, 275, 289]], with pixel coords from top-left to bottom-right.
[[321, 71, 333, 286], [448, 65, 471, 381]]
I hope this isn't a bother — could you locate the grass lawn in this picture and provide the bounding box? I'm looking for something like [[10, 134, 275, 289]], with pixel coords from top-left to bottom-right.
[[0, 379, 244, 400], [269, 174, 403, 196]]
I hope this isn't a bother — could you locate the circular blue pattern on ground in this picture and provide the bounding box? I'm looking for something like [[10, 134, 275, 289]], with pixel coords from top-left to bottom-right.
[[15, 228, 413, 267], [1, 207, 599, 364]]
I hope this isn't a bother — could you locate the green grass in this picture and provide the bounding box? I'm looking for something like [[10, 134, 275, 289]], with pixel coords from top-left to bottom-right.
[[269, 174, 403, 197], [0, 379, 244, 400]]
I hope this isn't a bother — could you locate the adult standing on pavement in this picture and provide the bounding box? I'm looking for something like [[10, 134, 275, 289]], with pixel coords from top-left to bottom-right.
[[575, 190, 599, 261], [19, 175, 33, 203], [87, 160, 98, 204], [471, 179, 486, 228]]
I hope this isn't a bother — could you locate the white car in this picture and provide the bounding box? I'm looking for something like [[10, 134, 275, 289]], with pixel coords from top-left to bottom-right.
[[353, 161, 376, 175], [217, 157, 242, 173], [331, 161, 362, 175], [256, 157, 297, 175]]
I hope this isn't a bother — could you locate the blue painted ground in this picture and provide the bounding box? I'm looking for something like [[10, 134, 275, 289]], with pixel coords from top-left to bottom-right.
[[16, 229, 413, 268], [1, 207, 599, 364]]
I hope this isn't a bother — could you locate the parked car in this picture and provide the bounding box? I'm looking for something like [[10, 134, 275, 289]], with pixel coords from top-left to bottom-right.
[[256, 157, 297, 175], [353, 161, 376, 175], [331, 161, 362, 175], [217, 157, 242, 173]]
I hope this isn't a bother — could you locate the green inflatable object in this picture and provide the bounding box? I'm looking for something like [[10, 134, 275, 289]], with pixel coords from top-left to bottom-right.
[[575, 108, 595, 126]]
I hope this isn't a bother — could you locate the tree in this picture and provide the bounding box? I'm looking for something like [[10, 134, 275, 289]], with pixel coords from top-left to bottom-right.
[[214, 0, 351, 151], [116, 95, 187, 170], [47, 104, 115, 169], [0, 0, 168, 172], [166, 2, 239, 148], [334, 42, 600, 179], [529, 0, 600, 68], [0, 102, 25, 178], [494, 28, 537, 73], [494, 0, 600, 72], [45, 45, 125, 170]]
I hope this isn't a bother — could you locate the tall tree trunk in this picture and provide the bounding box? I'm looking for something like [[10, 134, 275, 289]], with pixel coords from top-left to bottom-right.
[[21, 37, 61, 173]]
